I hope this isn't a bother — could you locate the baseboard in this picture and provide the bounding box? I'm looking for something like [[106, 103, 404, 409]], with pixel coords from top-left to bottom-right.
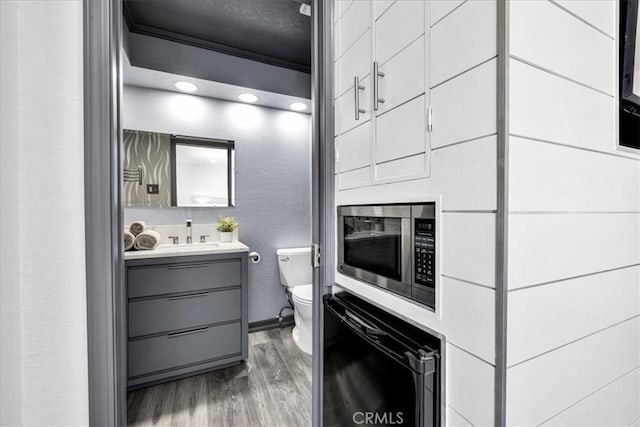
[[249, 314, 294, 333]]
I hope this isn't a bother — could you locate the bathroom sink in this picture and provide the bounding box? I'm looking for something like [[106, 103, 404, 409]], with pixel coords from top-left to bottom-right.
[[125, 241, 249, 260], [156, 242, 221, 251], [152, 242, 225, 255]]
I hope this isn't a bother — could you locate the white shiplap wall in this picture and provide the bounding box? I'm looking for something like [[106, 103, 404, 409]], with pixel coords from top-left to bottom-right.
[[0, 0, 89, 424], [334, 1, 498, 424], [506, 1, 640, 425]]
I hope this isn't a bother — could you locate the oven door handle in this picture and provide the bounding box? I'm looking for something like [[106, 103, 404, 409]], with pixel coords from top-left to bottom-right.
[[345, 310, 388, 337], [327, 303, 411, 366]]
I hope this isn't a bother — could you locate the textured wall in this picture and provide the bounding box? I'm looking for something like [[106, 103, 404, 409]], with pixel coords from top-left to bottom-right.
[[123, 85, 311, 322], [123, 130, 172, 207], [0, 0, 89, 424]]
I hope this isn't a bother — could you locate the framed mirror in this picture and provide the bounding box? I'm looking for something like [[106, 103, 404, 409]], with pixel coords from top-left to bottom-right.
[[123, 129, 235, 207]]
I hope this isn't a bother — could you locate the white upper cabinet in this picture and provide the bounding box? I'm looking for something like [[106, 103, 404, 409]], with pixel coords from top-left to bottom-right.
[[337, 1, 371, 58], [376, 96, 427, 163], [337, 74, 372, 135], [376, 36, 426, 114], [337, 29, 372, 100], [335, 0, 355, 24], [334, 0, 431, 189], [373, 1, 395, 20], [374, 0, 424, 65]]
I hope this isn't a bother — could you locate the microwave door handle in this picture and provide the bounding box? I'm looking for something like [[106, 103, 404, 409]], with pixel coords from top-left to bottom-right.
[[402, 217, 412, 285]]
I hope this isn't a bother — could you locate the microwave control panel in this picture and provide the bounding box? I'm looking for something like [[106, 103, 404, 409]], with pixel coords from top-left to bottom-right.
[[414, 218, 435, 287]]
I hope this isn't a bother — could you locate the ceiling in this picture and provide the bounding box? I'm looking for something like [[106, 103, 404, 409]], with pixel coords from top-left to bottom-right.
[[123, 53, 311, 113], [123, 0, 311, 73]]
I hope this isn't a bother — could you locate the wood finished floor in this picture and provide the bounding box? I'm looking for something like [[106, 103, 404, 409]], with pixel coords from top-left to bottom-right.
[[127, 327, 312, 427]]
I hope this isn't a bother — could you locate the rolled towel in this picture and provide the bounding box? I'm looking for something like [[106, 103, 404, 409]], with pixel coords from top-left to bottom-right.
[[129, 220, 146, 236], [134, 229, 161, 251], [124, 230, 135, 251]]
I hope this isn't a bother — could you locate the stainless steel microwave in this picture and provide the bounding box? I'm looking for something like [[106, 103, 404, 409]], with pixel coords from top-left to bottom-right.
[[337, 203, 436, 310]]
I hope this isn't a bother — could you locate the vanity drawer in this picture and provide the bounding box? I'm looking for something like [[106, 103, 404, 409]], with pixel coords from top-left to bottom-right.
[[128, 322, 241, 378], [128, 288, 241, 338], [127, 259, 241, 298]]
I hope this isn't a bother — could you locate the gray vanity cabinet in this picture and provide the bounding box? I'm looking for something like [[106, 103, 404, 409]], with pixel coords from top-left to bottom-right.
[[125, 252, 248, 388]]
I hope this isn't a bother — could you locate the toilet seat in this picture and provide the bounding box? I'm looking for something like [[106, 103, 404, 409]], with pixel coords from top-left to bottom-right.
[[292, 284, 313, 304]]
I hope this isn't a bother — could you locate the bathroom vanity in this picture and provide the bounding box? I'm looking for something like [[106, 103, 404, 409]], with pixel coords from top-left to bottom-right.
[[125, 243, 249, 388]]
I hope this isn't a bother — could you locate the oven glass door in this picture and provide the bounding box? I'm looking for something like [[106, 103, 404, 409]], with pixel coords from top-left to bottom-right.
[[343, 216, 403, 281]]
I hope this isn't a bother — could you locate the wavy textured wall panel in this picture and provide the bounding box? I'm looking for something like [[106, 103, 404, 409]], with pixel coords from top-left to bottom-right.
[[123, 129, 171, 207]]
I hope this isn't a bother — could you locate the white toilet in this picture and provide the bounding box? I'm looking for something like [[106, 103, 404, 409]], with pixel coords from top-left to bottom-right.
[[277, 247, 313, 355]]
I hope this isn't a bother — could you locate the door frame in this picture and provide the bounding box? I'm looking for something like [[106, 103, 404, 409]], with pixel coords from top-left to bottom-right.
[[84, 0, 127, 424], [83, 0, 334, 425], [311, 1, 335, 426]]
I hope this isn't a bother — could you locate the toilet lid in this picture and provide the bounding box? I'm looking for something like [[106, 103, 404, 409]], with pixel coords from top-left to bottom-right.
[[292, 284, 313, 303]]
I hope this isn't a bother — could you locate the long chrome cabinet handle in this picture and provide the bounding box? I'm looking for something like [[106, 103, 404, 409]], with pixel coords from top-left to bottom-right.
[[167, 291, 210, 301], [373, 61, 385, 111], [354, 76, 366, 120], [167, 263, 208, 270], [168, 327, 209, 338]]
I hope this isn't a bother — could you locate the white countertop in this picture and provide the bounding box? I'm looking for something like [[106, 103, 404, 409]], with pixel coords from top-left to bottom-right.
[[124, 241, 249, 260]]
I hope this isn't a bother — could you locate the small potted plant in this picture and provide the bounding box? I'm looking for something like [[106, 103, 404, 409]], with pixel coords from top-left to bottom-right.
[[216, 216, 238, 243]]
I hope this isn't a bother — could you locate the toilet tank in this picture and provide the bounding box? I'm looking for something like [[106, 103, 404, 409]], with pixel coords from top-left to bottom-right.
[[277, 247, 312, 288]]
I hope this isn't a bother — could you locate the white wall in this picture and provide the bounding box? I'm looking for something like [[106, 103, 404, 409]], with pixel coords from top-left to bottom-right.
[[333, 1, 498, 425], [1, 1, 23, 424], [0, 1, 89, 425], [506, 1, 640, 425]]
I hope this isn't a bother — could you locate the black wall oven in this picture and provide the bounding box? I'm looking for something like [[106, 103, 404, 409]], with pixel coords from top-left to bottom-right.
[[323, 292, 441, 426], [338, 203, 437, 310]]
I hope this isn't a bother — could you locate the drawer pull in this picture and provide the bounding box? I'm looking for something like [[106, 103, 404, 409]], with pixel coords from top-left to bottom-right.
[[167, 292, 209, 301], [167, 263, 209, 270], [168, 327, 209, 338]]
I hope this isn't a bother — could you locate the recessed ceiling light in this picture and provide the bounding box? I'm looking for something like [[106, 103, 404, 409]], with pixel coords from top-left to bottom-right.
[[290, 102, 307, 111], [174, 81, 198, 92], [238, 93, 258, 103]]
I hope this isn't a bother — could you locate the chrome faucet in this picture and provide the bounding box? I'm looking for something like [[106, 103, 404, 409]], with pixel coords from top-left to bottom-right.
[[186, 217, 193, 244]]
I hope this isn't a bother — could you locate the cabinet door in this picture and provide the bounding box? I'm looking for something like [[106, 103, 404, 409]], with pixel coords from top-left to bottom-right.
[[335, 0, 356, 24], [335, 0, 373, 188], [374, 0, 425, 65], [336, 74, 372, 136], [373, 0, 395, 20], [376, 35, 426, 116], [335, 0, 372, 133], [375, 95, 428, 180], [372, 1, 429, 183], [337, 0, 371, 59], [339, 121, 373, 173], [336, 29, 372, 101], [337, 121, 374, 189]]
